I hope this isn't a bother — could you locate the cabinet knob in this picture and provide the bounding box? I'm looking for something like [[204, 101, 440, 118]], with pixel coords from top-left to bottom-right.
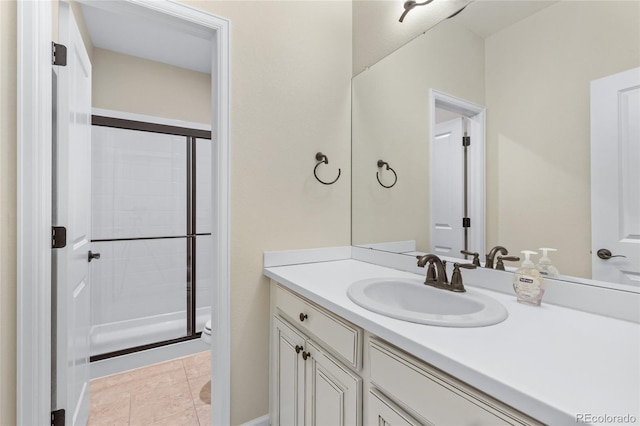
[[302, 351, 310, 360], [299, 313, 308, 322], [295, 345, 303, 354]]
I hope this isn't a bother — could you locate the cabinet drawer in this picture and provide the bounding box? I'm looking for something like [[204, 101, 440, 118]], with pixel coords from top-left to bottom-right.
[[368, 389, 423, 426], [369, 339, 536, 426], [274, 284, 362, 368]]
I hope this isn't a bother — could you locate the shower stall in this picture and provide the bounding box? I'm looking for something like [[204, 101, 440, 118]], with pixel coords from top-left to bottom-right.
[[89, 113, 212, 360]]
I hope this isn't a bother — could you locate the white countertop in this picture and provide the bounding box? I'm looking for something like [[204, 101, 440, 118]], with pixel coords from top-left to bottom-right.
[[264, 259, 640, 425]]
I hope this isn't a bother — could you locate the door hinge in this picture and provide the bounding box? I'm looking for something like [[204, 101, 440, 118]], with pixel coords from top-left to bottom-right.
[[51, 409, 65, 426], [462, 217, 471, 228], [52, 226, 67, 249], [52, 42, 67, 66], [462, 136, 471, 147]]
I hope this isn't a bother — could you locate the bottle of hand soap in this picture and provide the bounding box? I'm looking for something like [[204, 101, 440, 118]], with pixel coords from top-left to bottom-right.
[[513, 250, 545, 306], [536, 248, 559, 278]]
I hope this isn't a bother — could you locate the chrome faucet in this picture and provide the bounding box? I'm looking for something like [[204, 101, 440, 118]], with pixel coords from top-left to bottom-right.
[[485, 246, 508, 269], [416, 254, 474, 292]]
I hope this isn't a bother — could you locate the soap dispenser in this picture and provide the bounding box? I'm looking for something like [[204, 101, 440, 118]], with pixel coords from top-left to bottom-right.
[[512, 250, 545, 306], [536, 248, 559, 278]]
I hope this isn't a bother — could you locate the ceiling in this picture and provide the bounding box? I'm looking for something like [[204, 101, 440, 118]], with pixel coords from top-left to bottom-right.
[[456, 0, 558, 39], [80, 2, 212, 74]]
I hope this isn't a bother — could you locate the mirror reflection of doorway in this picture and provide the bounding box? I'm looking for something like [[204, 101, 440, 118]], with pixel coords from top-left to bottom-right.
[[430, 90, 485, 259]]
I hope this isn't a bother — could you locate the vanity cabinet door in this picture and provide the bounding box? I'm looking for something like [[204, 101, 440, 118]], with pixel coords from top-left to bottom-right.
[[273, 317, 307, 426], [304, 340, 361, 426]]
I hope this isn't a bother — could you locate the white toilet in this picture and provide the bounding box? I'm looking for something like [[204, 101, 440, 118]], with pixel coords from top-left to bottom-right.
[[201, 319, 212, 345]]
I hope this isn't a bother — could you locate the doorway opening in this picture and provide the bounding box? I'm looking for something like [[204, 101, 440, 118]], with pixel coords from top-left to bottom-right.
[[16, 1, 230, 425]]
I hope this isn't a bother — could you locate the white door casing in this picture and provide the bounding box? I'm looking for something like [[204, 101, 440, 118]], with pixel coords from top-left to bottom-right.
[[17, 2, 231, 425], [591, 67, 640, 285], [53, 3, 92, 425], [431, 118, 465, 256], [430, 90, 485, 258]]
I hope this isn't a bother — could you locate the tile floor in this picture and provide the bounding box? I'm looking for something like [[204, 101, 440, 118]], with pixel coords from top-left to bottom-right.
[[88, 350, 211, 425]]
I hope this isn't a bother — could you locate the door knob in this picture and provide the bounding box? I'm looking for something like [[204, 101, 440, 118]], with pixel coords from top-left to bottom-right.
[[302, 351, 311, 360], [596, 249, 626, 260], [88, 250, 101, 262], [295, 345, 303, 354], [299, 313, 308, 322]]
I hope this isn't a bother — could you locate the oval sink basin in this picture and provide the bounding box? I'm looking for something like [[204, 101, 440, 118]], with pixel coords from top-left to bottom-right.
[[347, 277, 508, 327]]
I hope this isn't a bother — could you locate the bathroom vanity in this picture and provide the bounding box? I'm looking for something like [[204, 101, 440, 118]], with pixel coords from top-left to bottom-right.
[[264, 248, 640, 425]]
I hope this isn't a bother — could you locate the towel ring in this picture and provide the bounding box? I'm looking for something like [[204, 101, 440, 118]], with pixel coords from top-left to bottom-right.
[[314, 152, 341, 185], [376, 160, 397, 189]]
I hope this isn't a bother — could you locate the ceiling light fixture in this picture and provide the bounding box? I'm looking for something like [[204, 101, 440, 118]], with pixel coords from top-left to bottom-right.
[[399, 0, 435, 23]]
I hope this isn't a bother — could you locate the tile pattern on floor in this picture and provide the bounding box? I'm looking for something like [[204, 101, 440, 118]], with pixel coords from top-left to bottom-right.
[[88, 351, 211, 426]]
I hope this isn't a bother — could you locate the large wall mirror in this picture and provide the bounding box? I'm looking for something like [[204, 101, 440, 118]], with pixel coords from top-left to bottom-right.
[[351, 0, 639, 290]]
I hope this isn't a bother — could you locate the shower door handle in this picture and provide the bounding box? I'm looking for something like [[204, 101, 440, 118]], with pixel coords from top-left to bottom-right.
[[88, 250, 101, 262]]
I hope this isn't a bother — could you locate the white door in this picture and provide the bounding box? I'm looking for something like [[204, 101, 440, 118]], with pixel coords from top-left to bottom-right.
[[52, 3, 93, 425], [431, 118, 464, 256], [591, 67, 640, 285]]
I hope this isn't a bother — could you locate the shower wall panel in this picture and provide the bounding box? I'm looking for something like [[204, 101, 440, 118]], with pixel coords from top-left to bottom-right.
[[92, 126, 187, 240], [90, 239, 188, 355]]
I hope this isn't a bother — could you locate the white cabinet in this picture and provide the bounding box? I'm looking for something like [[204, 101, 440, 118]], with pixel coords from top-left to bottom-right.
[[368, 390, 422, 426], [304, 339, 361, 425], [273, 317, 306, 425], [270, 281, 540, 426], [271, 316, 361, 426], [270, 283, 363, 426], [368, 338, 541, 426]]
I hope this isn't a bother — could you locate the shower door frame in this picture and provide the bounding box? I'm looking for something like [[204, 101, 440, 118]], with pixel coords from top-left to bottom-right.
[[16, 1, 231, 425], [89, 112, 213, 361]]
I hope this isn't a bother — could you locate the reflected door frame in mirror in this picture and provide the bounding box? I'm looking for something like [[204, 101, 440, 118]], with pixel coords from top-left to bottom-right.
[[430, 89, 486, 258]]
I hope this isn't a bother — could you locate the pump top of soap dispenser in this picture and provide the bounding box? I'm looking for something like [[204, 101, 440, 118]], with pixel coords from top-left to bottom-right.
[[520, 250, 537, 268], [537, 248, 559, 277]]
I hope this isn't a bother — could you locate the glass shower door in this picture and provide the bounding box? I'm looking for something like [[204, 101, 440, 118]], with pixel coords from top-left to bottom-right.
[[89, 122, 211, 358]]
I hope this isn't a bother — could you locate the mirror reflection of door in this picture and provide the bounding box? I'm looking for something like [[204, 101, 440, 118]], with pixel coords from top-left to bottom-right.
[[430, 92, 485, 259], [590, 67, 640, 286], [432, 116, 464, 255]]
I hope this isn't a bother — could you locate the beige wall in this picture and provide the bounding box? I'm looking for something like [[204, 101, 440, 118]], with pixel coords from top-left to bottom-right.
[[1, 1, 351, 425], [92, 48, 211, 124], [184, 2, 352, 422], [0, 1, 17, 424], [352, 20, 485, 251], [485, 0, 640, 278]]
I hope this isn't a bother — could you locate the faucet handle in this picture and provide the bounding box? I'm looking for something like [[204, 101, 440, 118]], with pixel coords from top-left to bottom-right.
[[495, 255, 520, 271], [457, 262, 477, 270], [460, 250, 480, 266], [450, 262, 475, 292]]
